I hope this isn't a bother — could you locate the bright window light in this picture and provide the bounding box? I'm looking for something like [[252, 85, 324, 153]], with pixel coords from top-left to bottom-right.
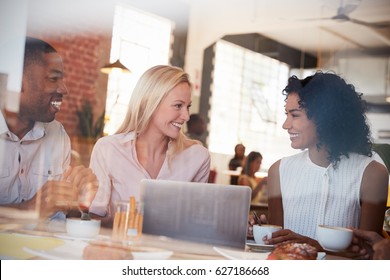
[[104, 4, 173, 135], [209, 40, 297, 168]]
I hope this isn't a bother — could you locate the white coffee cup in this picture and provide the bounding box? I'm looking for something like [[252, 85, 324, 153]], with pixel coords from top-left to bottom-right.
[[66, 218, 101, 238], [253, 224, 282, 245], [317, 225, 353, 252]]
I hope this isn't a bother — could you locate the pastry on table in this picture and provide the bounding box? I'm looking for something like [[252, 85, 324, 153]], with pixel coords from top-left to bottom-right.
[[267, 243, 318, 260]]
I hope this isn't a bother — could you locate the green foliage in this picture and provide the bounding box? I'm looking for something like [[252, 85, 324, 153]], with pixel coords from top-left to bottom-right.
[[76, 101, 105, 139]]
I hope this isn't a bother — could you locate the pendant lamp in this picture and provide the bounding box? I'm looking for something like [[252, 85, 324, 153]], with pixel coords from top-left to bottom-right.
[[100, 59, 131, 74]]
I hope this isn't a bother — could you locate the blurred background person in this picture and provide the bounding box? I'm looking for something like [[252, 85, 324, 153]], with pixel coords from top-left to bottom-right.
[[228, 143, 245, 185], [373, 143, 390, 173], [185, 113, 206, 147], [238, 151, 267, 203]]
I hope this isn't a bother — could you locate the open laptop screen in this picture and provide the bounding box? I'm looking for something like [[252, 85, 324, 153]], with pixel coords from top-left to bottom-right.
[[140, 179, 251, 249]]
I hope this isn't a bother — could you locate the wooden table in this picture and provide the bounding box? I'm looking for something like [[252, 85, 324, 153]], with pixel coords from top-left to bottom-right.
[[0, 210, 351, 261], [0, 224, 228, 260], [0, 224, 349, 260]]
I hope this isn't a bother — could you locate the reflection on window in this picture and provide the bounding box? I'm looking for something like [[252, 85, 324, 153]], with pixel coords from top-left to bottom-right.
[[209, 40, 294, 166], [104, 4, 173, 135]]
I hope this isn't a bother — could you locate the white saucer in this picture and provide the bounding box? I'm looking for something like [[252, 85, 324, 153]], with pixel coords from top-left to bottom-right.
[[24, 242, 173, 260], [54, 233, 108, 242], [23, 240, 87, 260], [246, 241, 275, 252], [214, 246, 269, 260], [131, 247, 173, 260]]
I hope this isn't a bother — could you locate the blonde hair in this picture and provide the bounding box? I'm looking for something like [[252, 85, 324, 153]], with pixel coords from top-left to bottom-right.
[[116, 65, 199, 159]]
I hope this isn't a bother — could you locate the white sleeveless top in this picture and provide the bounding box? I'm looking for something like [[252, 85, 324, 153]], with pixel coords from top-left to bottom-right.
[[280, 150, 376, 239]]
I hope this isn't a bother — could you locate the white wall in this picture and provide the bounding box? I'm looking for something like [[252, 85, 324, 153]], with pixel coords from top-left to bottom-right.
[[325, 54, 390, 145], [0, 0, 28, 93]]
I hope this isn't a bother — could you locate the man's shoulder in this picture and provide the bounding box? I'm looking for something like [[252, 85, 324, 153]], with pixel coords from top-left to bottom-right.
[[45, 119, 67, 132], [42, 120, 70, 141]]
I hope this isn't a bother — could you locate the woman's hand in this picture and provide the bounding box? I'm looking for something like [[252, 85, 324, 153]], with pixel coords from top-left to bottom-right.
[[265, 229, 322, 251], [63, 165, 99, 208], [347, 229, 388, 259]]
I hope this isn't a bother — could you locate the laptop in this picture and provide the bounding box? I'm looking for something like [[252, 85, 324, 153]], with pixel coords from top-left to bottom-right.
[[140, 179, 252, 249]]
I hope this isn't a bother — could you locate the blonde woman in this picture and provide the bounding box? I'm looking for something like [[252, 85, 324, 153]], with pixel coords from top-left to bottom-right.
[[89, 65, 210, 221]]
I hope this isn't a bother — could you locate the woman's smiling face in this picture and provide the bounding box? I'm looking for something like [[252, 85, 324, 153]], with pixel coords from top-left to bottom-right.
[[282, 92, 318, 150], [150, 82, 192, 139]]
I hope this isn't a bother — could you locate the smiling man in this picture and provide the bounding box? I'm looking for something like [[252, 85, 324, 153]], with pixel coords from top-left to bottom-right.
[[0, 37, 98, 219]]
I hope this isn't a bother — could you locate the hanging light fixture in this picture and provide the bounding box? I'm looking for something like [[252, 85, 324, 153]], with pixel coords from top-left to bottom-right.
[[100, 59, 131, 74]]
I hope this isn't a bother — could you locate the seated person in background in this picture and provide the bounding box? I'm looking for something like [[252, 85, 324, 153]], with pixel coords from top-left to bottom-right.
[[228, 143, 246, 185], [238, 151, 267, 203], [0, 37, 98, 219], [89, 65, 211, 226], [351, 229, 390, 260], [373, 143, 390, 173], [185, 113, 206, 147], [266, 72, 388, 258]]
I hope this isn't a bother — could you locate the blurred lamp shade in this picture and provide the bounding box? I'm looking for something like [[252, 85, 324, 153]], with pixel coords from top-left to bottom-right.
[[100, 59, 131, 74]]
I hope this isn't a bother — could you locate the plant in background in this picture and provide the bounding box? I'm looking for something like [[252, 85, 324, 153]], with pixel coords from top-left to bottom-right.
[[76, 101, 105, 140]]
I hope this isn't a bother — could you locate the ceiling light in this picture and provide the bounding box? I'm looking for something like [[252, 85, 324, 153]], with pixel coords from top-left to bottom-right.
[[100, 59, 131, 74]]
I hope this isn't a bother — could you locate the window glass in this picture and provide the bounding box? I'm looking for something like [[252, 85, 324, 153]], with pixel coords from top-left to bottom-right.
[[104, 5, 173, 135], [209, 40, 298, 168]]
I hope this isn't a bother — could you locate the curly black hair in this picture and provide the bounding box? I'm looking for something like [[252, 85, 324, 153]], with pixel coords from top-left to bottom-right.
[[282, 71, 372, 166]]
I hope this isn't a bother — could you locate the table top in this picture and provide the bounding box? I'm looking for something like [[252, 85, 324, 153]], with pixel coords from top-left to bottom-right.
[[0, 221, 346, 260]]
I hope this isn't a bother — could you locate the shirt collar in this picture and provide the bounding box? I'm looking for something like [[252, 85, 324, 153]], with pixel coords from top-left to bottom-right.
[[120, 131, 137, 145], [0, 110, 46, 140], [119, 131, 173, 150], [25, 122, 46, 141]]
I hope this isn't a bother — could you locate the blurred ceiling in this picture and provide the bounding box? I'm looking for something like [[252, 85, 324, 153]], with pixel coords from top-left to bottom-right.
[[26, 0, 390, 57], [183, 0, 390, 56]]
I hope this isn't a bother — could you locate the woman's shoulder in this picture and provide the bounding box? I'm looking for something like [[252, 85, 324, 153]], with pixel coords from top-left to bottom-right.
[[186, 142, 208, 152], [281, 150, 307, 163], [96, 132, 134, 143], [181, 143, 210, 160], [93, 132, 135, 150], [342, 153, 382, 167], [269, 159, 281, 172]]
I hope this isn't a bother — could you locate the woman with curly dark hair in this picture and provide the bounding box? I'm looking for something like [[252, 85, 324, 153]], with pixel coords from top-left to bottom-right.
[[265, 72, 388, 259]]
